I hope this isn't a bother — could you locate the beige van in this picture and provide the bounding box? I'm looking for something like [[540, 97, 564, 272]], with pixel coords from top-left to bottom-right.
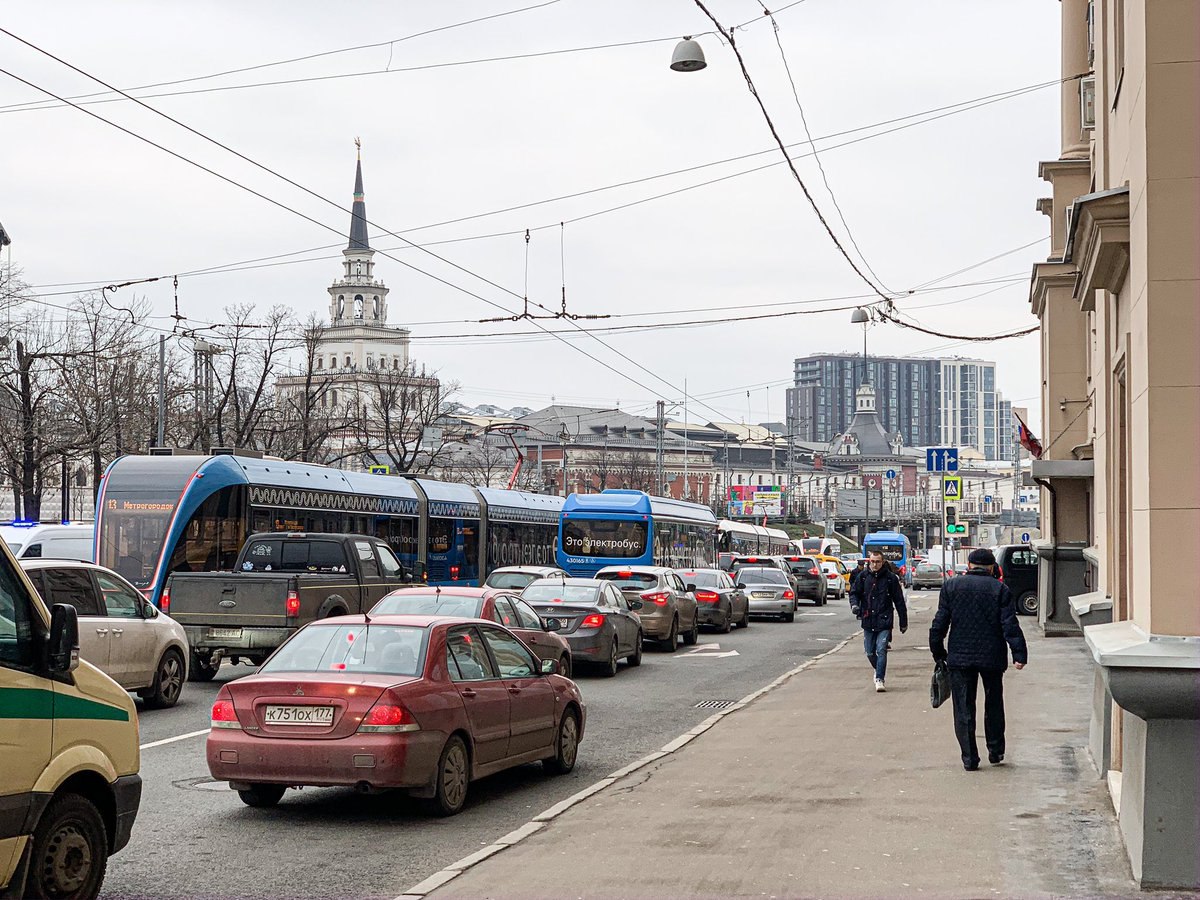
[[0, 541, 141, 899]]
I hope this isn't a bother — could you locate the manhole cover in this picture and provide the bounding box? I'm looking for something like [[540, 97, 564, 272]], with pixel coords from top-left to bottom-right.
[[693, 700, 734, 710]]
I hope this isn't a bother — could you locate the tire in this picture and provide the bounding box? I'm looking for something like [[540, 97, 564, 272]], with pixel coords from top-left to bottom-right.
[[601, 638, 619, 677], [237, 784, 286, 808], [424, 736, 470, 817], [188, 651, 219, 682], [542, 708, 581, 775], [718, 605, 732, 634], [782, 610, 795, 623], [558, 654, 572, 680], [1018, 591, 1039, 616], [141, 648, 186, 709], [659, 617, 678, 653], [682, 614, 700, 647], [26, 793, 108, 900], [737, 605, 750, 628], [626, 631, 643, 666]]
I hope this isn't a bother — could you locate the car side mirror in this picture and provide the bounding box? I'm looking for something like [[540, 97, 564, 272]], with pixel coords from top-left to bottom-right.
[[143, 603, 159, 619], [47, 603, 80, 674], [685, 583, 697, 593], [540, 658, 558, 675], [402, 570, 414, 584], [628, 599, 644, 610]]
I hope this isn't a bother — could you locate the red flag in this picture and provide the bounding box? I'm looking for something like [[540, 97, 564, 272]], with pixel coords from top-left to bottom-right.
[[1014, 411, 1043, 459]]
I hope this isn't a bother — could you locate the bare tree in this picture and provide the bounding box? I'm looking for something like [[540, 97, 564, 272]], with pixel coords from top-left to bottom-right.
[[350, 363, 458, 473], [268, 315, 354, 463], [613, 447, 655, 492], [454, 434, 517, 488]]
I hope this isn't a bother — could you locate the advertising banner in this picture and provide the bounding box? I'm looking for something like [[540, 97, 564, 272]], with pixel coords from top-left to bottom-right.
[[727, 485, 784, 517]]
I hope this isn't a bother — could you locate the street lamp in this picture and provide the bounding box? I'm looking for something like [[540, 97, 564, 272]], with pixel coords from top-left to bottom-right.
[[850, 307, 870, 386], [670, 37, 707, 72]]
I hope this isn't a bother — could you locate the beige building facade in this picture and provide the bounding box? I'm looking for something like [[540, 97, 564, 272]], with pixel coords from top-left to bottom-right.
[[1029, 0, 1200, 888]]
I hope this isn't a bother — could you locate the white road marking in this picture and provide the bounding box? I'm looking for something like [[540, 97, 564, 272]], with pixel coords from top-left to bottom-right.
[[800, 612, 836, 616], [674, 649, 739, 659], [140, 728, 209, 750]]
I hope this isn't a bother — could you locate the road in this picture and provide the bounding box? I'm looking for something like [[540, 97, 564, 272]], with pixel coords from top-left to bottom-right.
[[101, 595, 903, 900]]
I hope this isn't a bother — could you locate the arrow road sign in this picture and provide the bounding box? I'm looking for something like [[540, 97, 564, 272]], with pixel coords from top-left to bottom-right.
[[943, 476, 962, 500], [925, 447, 959, 473], [885, 468, 896, 479], [1021, 532, 1032, 543]]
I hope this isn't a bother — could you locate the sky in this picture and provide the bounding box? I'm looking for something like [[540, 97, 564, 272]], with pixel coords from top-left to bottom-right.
[[0, 0, 1060, 431]]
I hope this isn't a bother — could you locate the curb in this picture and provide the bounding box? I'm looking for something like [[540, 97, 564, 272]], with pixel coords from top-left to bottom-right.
[[394, 630, 859, 899]]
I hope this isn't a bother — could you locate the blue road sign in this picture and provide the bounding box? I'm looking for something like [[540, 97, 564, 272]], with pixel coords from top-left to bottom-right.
[[886, 469, 896, 479], [925, 447, 959, 473], [1021, 532, 1031, 543], [984, 494, 992, 503]]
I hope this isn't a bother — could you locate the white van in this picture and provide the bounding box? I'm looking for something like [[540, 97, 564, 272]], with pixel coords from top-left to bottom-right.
[[0, 522, 94, 561]]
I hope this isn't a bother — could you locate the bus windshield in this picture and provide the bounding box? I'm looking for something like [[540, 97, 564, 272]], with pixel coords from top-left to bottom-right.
[[865, 542, 906, 563], [560, 518, 647, 559], [98, 490, 180, 589]]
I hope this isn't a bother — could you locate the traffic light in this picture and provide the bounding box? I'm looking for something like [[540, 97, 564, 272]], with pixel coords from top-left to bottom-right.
[[945, 505, 966, 535]]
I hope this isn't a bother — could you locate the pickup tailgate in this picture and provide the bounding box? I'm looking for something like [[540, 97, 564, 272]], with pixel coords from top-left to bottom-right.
[[168, 573, 293, 629]]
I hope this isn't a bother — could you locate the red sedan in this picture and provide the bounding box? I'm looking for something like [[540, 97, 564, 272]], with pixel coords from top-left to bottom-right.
[[206, 614, 585, 816]]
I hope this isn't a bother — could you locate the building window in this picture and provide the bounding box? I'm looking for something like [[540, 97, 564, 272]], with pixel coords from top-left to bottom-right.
[[316, 357, 323, 370], [331, 389, 338, 406], [345, 355, 352, 368], [393, 358, 400, 370]]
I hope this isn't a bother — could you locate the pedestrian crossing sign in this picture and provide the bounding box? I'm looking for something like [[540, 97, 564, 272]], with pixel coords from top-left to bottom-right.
[[943, 476, 962, 500]]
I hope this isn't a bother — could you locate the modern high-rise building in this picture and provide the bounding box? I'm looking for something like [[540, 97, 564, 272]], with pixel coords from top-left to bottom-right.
[[787, 353, 1014, 459]]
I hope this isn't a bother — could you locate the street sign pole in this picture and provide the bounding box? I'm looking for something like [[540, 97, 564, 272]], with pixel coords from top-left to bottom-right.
[[941, 471, 947, 554]]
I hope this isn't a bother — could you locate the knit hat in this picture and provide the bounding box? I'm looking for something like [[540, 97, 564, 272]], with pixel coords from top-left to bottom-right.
[[967, 548, 997, 567]]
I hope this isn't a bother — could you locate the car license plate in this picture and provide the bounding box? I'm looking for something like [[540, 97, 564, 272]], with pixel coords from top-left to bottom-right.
[[752, 591, 774, 598], [208, 628, 243, 640], [264, 705, 334, 726]]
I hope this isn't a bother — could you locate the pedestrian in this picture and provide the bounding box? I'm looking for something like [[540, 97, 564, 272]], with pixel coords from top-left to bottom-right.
[[848, 558, 867, 590], [928, 547, 1028, 771], [849, 550, 907, 692]]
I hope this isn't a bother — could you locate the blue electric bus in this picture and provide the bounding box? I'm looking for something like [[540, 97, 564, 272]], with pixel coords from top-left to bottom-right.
[[95, 452, 563, 605], [556, 489, 717, 577], [862, 530, 913, 585]]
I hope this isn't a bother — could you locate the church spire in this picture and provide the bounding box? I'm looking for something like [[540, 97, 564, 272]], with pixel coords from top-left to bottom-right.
[[348, 137, 369, 251]]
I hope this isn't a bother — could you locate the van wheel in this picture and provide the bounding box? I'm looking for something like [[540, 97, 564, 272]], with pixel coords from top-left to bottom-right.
[[237, 784, 286, 808], [27, 793, 107, 900], [1017, 591, 1039, 616], [141, 648, 186, 709], [188, 652, 219, 682]]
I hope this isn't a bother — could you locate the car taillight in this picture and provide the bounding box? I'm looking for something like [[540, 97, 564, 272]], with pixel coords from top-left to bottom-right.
[[285, 590, 300, 617], [783, 589, 795, 600], [640, 591, 670, 605], [358, 701, 419, 733], [160, 586, 171, 614], [617, 571, 633, 579], [746, 557, 758, 562], [694, 589, 720, 603], [900, 565, 907, 576], [450, 565, 460, 581], [211, 699, 240, 729], [581, 613, 606, 628]]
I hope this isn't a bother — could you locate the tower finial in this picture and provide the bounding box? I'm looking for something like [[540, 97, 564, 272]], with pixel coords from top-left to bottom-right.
[[355, 136, 361, 159]]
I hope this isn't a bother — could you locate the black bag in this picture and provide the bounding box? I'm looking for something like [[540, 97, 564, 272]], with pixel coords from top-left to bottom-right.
[[930, 660, 951, 709]]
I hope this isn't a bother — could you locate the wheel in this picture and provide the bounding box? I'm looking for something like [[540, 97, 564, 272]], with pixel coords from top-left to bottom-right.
[[557, 654, 572, 679], [237, 784, 286, 808], [737, 605, 750, 628], [782, 610, 795, 623], [26, 793, 108, 900], [682, 615, 700, 647], [424, 735, 470, 817], [626, 631, 643, 666], [542, 708, 580, 775], [188, 651, 218, 682], [659, 617, 678, 653], [1018, 591, 1039, 616], [140, 648, 186, 709], [718, 605, 732, 634], [601, 638, 619, 677]]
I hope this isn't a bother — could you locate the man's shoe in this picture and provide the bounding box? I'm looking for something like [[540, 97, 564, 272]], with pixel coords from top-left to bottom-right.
[[963, 761, 980, 771], [989, 752, 1005, 765], [874, 679, 886, 692]]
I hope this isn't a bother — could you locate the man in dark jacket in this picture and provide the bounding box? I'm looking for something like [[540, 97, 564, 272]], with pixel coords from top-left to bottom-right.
[[929, 547, 1028, 770], [849, 550, 907, 692]]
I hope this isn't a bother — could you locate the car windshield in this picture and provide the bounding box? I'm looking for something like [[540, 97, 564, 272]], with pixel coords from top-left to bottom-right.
[[484, 571, 541, 590], [680, 570, 723, 588], [371, 593, 482, 617], [263, 624, 426, 676], [595, 571, 657, 590], [523, 583, 601, 604], [736, 567, 787, 585]]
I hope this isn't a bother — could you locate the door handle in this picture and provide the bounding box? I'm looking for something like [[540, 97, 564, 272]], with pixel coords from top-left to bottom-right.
[[507, 686, 522, 695], [460, 688, 477, 698], [111, 628, 123, 635], [95, 628, 109, 634]]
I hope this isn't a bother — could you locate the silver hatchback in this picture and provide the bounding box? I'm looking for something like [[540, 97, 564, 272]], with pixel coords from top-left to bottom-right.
[[733, 566, 796, 622]]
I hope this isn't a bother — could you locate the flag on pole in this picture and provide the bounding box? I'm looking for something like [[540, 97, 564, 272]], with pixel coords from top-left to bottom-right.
[[1014, 411, 1043, 459]]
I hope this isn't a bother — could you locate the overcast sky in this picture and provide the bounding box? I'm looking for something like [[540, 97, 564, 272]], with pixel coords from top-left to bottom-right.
[[1, 0, 1059, 431]]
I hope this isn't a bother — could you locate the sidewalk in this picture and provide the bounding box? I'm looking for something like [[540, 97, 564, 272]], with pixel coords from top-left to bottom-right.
[[415, 601, 1141, 899]]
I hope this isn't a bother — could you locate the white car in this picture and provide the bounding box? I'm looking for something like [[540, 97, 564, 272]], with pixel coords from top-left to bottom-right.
[[482, 565, 569, 591], [820, 561, 847, 599], [21, 558, 190, 708]]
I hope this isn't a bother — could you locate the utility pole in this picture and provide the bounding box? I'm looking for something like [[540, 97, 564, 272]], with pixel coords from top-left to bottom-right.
[[156, 334, 166, 448], [683, 380, 689, 500], [655, 400, 665, 496]]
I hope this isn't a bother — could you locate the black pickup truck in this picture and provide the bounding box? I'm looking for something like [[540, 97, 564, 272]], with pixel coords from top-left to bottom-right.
[[164, 532, 412, 680]]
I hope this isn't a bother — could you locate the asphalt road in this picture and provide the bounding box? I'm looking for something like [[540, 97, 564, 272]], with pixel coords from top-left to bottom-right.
[[101, 594, 889, 900]]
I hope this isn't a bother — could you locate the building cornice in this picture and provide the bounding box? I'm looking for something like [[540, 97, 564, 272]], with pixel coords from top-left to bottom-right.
[[1029, 260, 1078, 318], [1066, 187, 1131, 312], [1037, 157, 1091, 182]]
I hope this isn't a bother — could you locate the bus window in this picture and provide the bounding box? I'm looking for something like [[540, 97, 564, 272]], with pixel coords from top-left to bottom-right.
[[561, 518, 648, 559]]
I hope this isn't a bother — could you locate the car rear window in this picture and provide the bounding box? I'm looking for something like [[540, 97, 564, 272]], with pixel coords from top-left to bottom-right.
[[523, 583, 602, 604], [371, 592, 482, 617], [264, 624, 426, 676], [735, 567, 787, 585], [917, 564, 941, 573], [484, 572, 540, 590], [595, 571, 657, 590], [242, 539, 348, 573], [680, 570, 724, 588]]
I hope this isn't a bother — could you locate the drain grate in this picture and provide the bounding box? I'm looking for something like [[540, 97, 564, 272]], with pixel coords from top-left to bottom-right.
[[693, 700, 735, 710]]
